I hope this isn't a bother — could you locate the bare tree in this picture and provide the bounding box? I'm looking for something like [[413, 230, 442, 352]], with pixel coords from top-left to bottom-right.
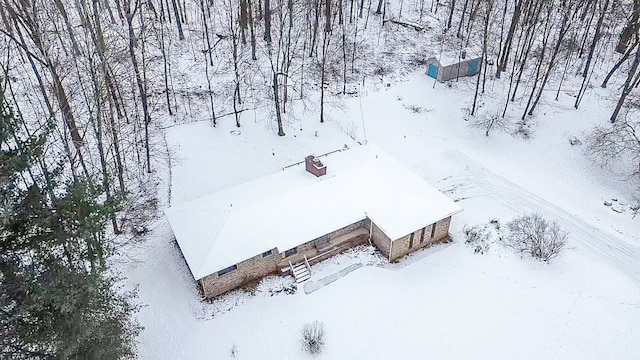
[[589, 111, 640, 182], [611, 47, 640, 123], [602, 41, 638, 88], [171, 0, 185, 40], [265, 0, 286, 135], [507, 213, 568, 262], [471, 0, 493, 116], [124, 0, 152, 173]]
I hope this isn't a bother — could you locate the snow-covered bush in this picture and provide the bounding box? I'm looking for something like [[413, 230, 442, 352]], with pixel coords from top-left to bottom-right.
[[463, 224, 492, 254], [513, 120, 532, 139], [463, 219, 502, 254], [506, 213, 567, 261], [470, 111, 509, 136], [300, 321, 326, 355]]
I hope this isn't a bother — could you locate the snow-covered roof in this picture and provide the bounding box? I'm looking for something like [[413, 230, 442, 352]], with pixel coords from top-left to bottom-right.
[[427, 47, 481, 66], [165, 144, 462, 280]]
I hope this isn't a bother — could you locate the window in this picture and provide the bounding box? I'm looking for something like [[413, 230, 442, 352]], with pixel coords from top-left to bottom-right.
[[420, 228, 425, 244], [261, 249, 274, 258], [430, 223, 437, 238], [409, 232, 414, 248], [217, 264, 237, 276], [284, 247, 298, 257]]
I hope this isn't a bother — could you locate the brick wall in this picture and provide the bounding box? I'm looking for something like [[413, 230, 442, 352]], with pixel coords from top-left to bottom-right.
[[304, 219, 369, 246], [370, 222, 392, 259], [388, 216, 453, 261], [327, 219, 369, 241], [281, 219, 370, 258], [198, 216, 453, 299], [389, 234, 411, 261], [434, 216, 451, 241], [199, 249, 280, 299], [200, 220, 373, 299]]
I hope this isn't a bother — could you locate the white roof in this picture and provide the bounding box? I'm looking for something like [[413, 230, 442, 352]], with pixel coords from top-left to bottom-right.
[[165, 144, 462, 280], [428, 47, 481, 66]]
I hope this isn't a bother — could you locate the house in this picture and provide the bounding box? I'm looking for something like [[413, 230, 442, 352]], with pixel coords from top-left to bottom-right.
[[165, 144, 463, 299], [425, 49, 482, 82]]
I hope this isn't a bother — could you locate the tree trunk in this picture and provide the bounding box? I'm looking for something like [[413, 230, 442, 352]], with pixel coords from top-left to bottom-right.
[[200, 0, 214, 65], [125, 1, 152, 173], [611, 48, 640, 122], [248, 0, 257, 60], [264, 0, 272, 42], [375, 0, 383, 15], [456, 0, 470, 38], [529, 8, 572, 115], [582, 0, 610, 78], [471, 1, 491, 116], [497, 0, 522, 75], [240, 0, 248, 44], [616, 0, 640, 53], [171, 0, 185, 40], [602, 42, 637, 88], [447, 0, 456, 29]]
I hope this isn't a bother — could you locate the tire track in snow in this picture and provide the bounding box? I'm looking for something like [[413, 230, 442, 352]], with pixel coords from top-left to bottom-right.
[[440, 149, 640, 287]]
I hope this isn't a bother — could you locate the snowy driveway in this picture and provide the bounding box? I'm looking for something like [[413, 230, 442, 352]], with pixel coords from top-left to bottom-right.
[[441, 149, 640, 288]]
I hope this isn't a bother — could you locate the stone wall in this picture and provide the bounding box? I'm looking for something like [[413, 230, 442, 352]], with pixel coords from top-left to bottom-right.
[[370, 222, 392, 259], [199, 249, 280, 299]]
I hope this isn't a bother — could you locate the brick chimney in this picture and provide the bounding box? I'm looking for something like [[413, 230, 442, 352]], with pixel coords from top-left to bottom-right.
[[305, 155, 326, 177]]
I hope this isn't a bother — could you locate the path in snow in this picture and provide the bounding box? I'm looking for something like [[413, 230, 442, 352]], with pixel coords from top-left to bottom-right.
[[304, 263, 363, 294], [441, 149, 640, 288]]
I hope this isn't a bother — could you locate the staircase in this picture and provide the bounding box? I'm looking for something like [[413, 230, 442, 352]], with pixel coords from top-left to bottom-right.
[[289, 258, 311, 283]]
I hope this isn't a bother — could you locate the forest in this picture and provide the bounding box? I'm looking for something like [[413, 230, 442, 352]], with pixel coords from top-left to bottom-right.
[[1, 0, 639, 358]]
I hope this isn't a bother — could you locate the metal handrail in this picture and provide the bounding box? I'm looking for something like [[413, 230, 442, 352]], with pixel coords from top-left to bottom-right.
[[288, 260, 294, 275]]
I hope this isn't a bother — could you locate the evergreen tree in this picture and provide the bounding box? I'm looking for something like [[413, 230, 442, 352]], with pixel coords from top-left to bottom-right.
[[0, 90, 140, 359]]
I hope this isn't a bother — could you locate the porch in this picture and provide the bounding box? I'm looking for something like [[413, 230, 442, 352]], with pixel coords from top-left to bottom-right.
[[278, 227, 370, 275]]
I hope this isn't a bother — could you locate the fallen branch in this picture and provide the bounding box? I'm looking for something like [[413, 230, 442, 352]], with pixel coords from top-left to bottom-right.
[[383, 18, 426, 31]]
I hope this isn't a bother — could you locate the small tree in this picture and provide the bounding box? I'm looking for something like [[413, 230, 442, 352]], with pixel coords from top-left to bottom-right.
[[588, 112, 640, 186], [506, 213, 568, 261], [300, 321, 325, 355], [471, 111, 509, 136]]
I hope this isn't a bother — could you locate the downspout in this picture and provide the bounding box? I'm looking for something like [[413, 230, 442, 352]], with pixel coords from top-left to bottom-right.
[[367, 220, 373, 246], [388, 239, 393, 262]]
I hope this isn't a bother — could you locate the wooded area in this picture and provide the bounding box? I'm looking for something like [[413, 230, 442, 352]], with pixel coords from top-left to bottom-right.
[[1, 0, 639, 357]]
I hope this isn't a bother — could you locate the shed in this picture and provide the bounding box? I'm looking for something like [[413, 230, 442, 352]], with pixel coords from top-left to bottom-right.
[[425, 49, 482, 82]]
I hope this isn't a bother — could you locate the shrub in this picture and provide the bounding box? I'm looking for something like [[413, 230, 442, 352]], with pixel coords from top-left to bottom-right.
[[463, 224, 492, 254], [463, 219, 502, 254], [506, 213, 568, 261], [300, 321, 325, 355]]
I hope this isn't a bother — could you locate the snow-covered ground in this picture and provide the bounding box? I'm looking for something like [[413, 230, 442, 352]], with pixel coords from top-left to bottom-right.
[[122, 70, 640, 359]]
